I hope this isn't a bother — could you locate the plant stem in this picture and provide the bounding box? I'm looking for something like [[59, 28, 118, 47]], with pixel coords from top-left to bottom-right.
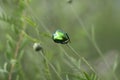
[[8, 31, 23, 80], [41, 50, 52, 80], [66, 44, 96, 73], [70, 5, 118, 80], [40, 51, 63, 80]]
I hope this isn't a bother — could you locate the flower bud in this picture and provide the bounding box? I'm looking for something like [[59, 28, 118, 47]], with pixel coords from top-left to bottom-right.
[[33, 43, 42, 51]]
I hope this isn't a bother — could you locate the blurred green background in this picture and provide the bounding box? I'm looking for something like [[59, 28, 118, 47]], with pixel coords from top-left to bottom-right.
[[0, 0, 120, 80]]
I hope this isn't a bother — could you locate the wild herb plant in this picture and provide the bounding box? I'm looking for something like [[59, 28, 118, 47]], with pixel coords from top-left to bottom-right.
[[0, 0, 119, 80]]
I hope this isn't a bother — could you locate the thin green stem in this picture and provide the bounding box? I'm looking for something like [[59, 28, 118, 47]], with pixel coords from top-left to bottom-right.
[[66, 44, 96, 73], [70, 5, 118, 80], [40, 51, 63, 80], [26, 2, 96, 75], [8, 14, 26, 80], [41, 50, 52, 80], [26, 4, 63, 80]]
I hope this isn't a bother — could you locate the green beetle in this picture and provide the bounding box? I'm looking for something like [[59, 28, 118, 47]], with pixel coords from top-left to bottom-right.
[[52, 30, 70, 44]]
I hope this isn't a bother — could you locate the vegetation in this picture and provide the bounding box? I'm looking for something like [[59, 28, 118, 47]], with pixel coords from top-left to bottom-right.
[[0, 0, 119, 80]]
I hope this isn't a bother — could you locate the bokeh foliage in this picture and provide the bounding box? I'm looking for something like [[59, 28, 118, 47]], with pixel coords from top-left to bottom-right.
[[0, 0, 120, 80]]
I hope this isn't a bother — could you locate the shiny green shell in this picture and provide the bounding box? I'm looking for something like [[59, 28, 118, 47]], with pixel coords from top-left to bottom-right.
[[52, 30, 70, 44]]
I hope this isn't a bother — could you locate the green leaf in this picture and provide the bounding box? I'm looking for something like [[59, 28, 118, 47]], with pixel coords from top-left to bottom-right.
[[11, 24, 19, 34], [113, 54, 118, 72], [66, 75, 70, 80], [83, 72, 91, 80], [6, 39, 14, 60], [16, 75, 20, 80], [0, 62, 8, 73], [19, 37, 29, 51], [71, 74, 86, 80], [0, 13, 11, 23], [3, 62, 8, 73], [23, 16, 37, 27], [91, 74, 98, 80], [6, 34, 16, 51], [18, 50, 24, 61], [22, 31, 39, 42], [10, 59, 17, 65]]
